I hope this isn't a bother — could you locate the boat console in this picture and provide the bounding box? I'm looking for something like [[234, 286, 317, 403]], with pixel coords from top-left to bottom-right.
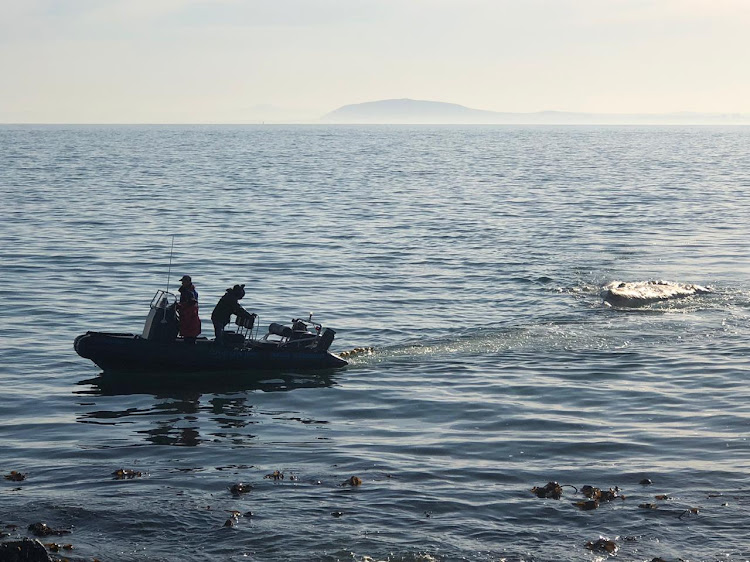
[[142, 290, 178, 341]]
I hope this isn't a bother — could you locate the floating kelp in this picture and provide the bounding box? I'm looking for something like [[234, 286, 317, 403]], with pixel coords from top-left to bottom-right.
[[27, 523, 70, 537], [581, 485, 625, 502], [3, 471, 27, 482], [342, 476, 362, 487], [574, 500, 599, 511], [678, 507, 700, 519], [229, 483, 253, 495], [264, 471, 284, 480], [112, 469, 142, 480], [331, 511, 343, 517], [655, 494, 671, 500], [585, 538, 617, 554], [223, 510, 243, 528], [531, 482, 563, 499], [639, 503, 659, 509]]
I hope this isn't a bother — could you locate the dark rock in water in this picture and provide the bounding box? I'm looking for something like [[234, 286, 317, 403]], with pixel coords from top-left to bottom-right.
[[26, 523, 69, 537], [603, 280, 712, 307], [0, 538, 53, 562], [229, 482, 252, 495]]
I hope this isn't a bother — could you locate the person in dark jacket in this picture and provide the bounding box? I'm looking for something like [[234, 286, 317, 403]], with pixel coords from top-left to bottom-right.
[[211, 284, 252, 345], [177, 275, 201, 344]]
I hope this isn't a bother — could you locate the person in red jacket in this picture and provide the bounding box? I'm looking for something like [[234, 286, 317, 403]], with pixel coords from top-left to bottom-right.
[[177, 275, 201, 344]]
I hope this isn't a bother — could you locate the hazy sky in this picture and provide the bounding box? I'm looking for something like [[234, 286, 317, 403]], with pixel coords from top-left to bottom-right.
[[1, 0, 748, 123]]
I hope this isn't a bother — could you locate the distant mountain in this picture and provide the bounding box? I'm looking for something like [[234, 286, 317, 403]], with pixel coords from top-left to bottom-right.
[[322, 99, 750, 125]]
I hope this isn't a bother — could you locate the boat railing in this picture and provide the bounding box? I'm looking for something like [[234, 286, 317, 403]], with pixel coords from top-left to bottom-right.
[[234, 313, 259, 342]]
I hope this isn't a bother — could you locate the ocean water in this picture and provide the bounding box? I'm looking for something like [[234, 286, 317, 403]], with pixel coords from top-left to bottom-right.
[[0, 124, 748, 562]]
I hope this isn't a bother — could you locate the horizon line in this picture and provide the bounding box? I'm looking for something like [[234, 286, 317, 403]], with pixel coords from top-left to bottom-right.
[[3, 121, 750, 126]]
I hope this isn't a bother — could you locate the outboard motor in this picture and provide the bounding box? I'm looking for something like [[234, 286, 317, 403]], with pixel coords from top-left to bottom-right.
[[142, 294, 178, 341], [315, 328, 336, 352]]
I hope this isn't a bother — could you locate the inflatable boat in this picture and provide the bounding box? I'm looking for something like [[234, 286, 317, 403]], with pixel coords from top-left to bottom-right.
[[74, 290, 348, 373]]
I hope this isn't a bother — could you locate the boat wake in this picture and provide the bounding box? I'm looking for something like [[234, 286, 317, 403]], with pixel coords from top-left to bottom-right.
[[340, 321, 630, 367], [342, 280, 748, 366]]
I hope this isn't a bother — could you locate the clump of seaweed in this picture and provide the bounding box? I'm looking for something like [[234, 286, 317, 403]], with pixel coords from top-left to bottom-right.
[[28, 523, 70, 537], [581, 485, 625, 502], [342, 476, 362, 487], [678, 507, 700, 519], [585, 538, 618, 554], [264, 471, 284, 480], [223, 510, 243, 528], [531, 482, 564, 499], [574, 500, 599, 511], [112, 469, 142, 480], [572, 484, 626, 510], [4, 471, 27, 482]]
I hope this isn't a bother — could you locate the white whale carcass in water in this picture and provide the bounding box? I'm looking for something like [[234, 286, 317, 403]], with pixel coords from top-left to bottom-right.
[[603, 280, 712, 307]]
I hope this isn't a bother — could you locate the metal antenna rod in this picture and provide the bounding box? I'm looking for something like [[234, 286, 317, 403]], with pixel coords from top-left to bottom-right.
[[166, 235, 175, 293]]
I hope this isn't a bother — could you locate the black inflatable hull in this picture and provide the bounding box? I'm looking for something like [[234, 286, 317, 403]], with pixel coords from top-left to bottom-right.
[[74, 332, 348, 373]]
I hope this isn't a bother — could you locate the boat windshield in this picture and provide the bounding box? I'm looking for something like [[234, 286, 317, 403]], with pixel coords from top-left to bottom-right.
[[149, 290, 177, 309]]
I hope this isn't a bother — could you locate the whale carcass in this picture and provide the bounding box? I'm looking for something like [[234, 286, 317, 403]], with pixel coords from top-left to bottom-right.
[[603, 280, 712, 307]]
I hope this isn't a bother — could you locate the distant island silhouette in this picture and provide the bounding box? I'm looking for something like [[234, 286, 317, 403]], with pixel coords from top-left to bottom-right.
[[322, 98, 750, 125]]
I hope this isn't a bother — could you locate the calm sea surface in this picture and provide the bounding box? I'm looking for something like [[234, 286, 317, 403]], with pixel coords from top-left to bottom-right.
[[0, 125, 749, 561]]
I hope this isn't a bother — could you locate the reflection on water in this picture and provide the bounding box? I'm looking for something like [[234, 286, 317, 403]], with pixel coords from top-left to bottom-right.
[[74, 372, 334, 446], [77, 370, 336, 396]]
